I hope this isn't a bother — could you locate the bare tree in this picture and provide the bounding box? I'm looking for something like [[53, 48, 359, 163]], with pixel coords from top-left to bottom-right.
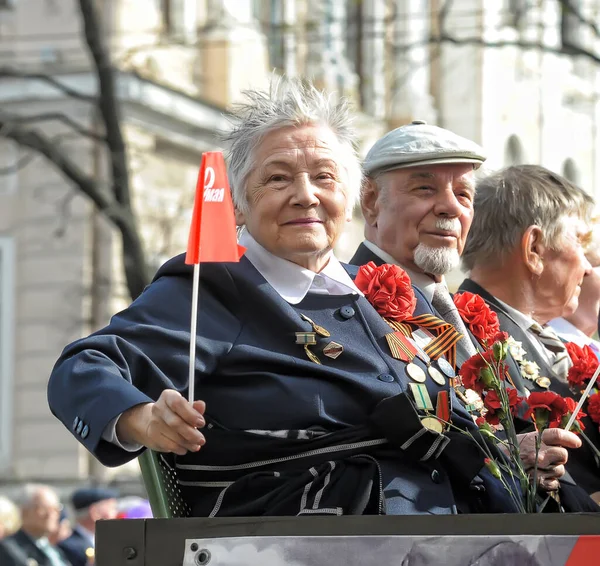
[[0, 0, 149, 300]]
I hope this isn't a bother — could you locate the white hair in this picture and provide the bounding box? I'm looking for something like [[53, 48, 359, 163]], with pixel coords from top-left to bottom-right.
[[17, 483, 57, 508], [222, 77, 363, 215]]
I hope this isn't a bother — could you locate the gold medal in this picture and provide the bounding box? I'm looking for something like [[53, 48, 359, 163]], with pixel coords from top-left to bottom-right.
[[406, 362, 426, 383], [323, 341, 344, 359], [300, 314, 331, 337], [428, 366, 446, 386], [304, 345, 321, 364], [535, 376, 551, 389], [421, 416, 444, 433]]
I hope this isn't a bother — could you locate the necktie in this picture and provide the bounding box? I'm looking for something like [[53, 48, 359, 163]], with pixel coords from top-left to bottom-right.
[[431, 283, 477, 358], [529, 322, 571, 381], [37, 537, 69, 566]]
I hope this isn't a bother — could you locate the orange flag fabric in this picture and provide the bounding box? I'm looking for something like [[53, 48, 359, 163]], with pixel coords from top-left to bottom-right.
[[185, 151, 246, 264]]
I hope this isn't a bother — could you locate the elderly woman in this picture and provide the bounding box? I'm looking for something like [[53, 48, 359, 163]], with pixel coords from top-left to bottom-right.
[[459, 164, 600, 499], [48, 80, 518, 516]]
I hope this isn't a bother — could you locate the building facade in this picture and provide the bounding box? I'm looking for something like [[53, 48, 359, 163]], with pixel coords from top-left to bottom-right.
[[0, 0, 599, 486]]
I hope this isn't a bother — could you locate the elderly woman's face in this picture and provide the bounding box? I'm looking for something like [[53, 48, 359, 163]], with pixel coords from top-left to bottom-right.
[[238, 124, 352, 271]]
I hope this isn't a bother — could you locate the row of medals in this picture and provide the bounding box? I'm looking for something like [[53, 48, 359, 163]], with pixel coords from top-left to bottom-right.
[[296, 315, 455, 433]]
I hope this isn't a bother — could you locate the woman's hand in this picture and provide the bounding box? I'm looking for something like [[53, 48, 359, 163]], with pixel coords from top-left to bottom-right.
[[117, 390, 206, 455], [515, 428, 581, 491]]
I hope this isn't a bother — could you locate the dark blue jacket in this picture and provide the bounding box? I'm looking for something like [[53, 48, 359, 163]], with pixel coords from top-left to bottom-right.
[[58, 528, 92, 566], [48, 254, 518, 516]]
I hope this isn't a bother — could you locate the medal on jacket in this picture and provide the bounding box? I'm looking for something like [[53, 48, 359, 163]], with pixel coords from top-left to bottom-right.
[[385, 332, 426, 383], [409, 382, 434, 411], [300, 313, 331, 337], [436, 390, 451, 429], [296, 331, 321, 364]]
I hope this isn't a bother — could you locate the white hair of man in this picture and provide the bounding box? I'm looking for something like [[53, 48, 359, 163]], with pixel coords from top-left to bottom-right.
[[17, 483, 58, 509], [462, 164, 595, 271], [222, 77, 363, 216]]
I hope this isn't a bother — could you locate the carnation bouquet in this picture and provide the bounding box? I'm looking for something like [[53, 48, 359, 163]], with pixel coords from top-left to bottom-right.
[[354, 261, 594, 512], [457, 334, 587, 513]]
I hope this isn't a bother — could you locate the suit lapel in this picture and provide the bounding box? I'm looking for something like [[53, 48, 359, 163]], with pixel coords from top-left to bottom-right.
[[349, 242, 385, 267], [13, 530, 50, 566], [458, 279, 567, 394]]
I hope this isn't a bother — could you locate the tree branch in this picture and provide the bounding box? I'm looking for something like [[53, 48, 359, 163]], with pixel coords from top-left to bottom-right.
[[559, 0, 600, 40], [0, 67, 95, 102], [79, 0, 131, 208], [0, 111, 106, 142], [0, 118, 149, 297], [436, 33, 600, 65]]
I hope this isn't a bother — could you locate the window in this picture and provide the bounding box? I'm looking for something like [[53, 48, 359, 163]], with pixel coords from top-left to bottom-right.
[[0, 237, 14, 472]]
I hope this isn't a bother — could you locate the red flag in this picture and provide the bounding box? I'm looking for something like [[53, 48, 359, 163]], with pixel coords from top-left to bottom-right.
[[185, 151, 245, 264]]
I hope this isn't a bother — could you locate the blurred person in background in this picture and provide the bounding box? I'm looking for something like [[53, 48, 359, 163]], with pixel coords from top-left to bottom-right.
[[549, 218, 600, 359], [48, 509, 73, 546], [0, 483, 71, 566], [59, 487, 118, 566], [0, 495, 20, 540]]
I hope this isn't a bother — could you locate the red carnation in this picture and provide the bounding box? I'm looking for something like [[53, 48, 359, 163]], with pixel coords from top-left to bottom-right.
[[566, 342, 599, 392], [453, 292, 500, 346], [525, 391, 569, 430], [459, 350, 496, 394], [483, 388, 523, 426], [355, 262, 416, 321], [556, 396, 586, 433], [483, 390, 503, 425], [493, 331, 509, 343], [587, 392, 600, 426]]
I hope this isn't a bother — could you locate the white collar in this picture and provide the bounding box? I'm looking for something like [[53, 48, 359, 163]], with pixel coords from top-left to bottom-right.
[[239, 230, 361, 304], [362, 240, 440, 302], [548, 317, 598, 348]]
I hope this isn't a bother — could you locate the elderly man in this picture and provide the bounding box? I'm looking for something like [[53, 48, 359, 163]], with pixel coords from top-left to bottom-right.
[[549, 219, 600, 358], [58, 488, 118, 566], [351, 123, 596, 510], [459, 164, 600, 498], [0, 484, 71, 566], [48, 80, 523, 516]]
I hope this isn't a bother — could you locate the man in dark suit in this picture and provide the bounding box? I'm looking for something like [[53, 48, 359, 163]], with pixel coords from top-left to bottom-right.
[[58, 488, 118, 566], [349, 123, 596, 509], [458, 164, 600, 499], [0, 484, 71, 566]]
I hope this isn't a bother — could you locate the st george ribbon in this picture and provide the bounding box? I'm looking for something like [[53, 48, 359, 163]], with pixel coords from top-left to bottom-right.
[[185, 151, 245, 402]]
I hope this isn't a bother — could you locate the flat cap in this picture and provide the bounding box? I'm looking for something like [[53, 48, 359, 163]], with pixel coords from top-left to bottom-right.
[[363, 120, 486, 176], [71, 487, 118, 511]]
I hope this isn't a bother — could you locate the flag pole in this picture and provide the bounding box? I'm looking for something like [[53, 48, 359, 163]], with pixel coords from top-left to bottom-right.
[[188, 262, 200, 403]]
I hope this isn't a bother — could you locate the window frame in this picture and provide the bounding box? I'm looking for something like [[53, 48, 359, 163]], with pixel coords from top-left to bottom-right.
[[0, 237, 15, 473]]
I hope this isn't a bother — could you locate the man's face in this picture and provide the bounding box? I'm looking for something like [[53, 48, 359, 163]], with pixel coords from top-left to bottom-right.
[[362, 163, 476, 275], [90, 498, 118, 522], [21, 489, 61, 539], [538, 216, 592, 318]]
